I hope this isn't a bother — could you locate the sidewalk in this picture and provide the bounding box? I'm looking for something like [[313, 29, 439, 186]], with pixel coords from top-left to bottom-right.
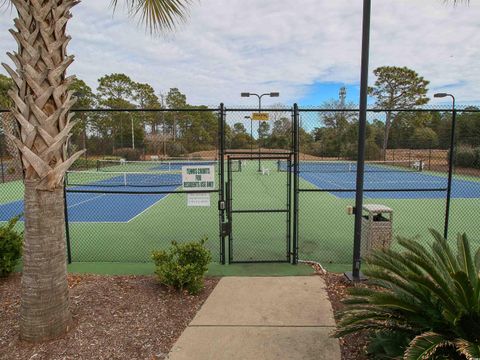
[[167, 276, 341, 360]]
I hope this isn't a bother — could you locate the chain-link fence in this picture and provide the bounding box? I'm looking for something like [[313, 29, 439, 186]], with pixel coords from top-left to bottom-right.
[[295, 108, 457, 267], [0, 105, 479, 268], [64, 109, 222, 263], [222, 107, 293, 263]]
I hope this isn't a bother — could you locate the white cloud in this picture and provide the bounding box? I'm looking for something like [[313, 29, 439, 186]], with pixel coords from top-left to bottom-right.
[[0, 0, 479, 106]]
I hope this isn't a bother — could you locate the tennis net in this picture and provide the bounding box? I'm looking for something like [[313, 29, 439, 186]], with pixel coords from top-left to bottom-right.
[[277, 159, 424, 173], [96, 159, 241, 172], [66, 170, 182, 188]]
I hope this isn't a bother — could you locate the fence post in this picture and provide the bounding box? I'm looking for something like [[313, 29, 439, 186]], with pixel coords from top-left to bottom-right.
[[347, 0, 371, 282], [428, 148, 432, 171], [63, 178, 72, 264], [444, 107, 457, 239], [218, 103, 226, 264], [292, 104, 299, 264], [0, 134, 5, 183]]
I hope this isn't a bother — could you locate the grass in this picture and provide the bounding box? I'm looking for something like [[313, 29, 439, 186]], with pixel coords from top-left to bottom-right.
[[66, 262, 315, 276]]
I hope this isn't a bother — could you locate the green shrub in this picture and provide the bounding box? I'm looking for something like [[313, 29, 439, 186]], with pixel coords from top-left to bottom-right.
[[166, 142, 187, 157], [334, 230, 480, 360], [103, 156, 122, 161], [365, 138, 382, 160], [455, 146, 479, 169], [113, 147, 142, 161], [71, 157, 97, 170], [0, 215, 23, 277], [152, 238, 211, 294]]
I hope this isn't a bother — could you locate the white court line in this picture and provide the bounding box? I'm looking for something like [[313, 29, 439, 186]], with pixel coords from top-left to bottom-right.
[[69, 221, 127, 224], [307, 174, 346, 189], [126, 191, 176, 223], [67, 193, 106, 209]]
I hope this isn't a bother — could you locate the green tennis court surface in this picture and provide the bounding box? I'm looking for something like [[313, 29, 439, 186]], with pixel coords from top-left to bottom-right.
[[0, 159, 479, 270]]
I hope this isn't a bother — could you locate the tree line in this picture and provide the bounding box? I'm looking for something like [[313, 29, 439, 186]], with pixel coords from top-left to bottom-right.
[[2, 67, 480, 162]]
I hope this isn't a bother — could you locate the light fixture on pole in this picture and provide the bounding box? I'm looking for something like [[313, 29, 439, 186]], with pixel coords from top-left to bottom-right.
[[434, 92, 456, 239], [240, 92, 280, 171]]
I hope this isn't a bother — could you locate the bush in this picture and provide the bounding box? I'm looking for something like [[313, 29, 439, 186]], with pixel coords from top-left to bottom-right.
[[152, 238, 211, 294], [455, 146, 480, 169], [71, 157, 97, 170], [166, 142, 187, 157], [0, 215, 23, 277], [113, 147, 142, 161], [103, 156, 122, 161], [365, 138, 382, 160], [334, 230, 480, 360]]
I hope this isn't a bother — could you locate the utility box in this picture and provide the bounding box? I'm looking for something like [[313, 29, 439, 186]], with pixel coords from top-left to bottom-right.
[[361, 204, 393, 258]]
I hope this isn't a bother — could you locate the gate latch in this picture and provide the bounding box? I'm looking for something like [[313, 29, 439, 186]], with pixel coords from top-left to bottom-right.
[[221, 222, 231, 236], [218, 200, 226, 210]]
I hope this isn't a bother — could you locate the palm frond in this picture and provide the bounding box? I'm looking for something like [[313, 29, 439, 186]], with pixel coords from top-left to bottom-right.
[[364, 267, 431, 305], [452, 271, 475, 310], [334, 320, 416, 339], [404, 332, 452, 360], [474, 247, 480, 272], [456, 234, 478, 290], [111, 0, 193, 33], [430, 229, 461, 274], [456, 339, 480, 359]]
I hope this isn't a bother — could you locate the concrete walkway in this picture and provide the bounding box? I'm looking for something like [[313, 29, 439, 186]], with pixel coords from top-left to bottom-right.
[[167, 276, 341, 360]]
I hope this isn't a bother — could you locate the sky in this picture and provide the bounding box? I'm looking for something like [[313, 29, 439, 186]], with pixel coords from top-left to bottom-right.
[[0, 0, 478, 107]]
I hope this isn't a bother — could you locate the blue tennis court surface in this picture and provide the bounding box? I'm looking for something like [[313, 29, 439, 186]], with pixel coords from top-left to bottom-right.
[[276, 159, 480, 199], [0, 185, 178, 223], [2, 161, 480, 223], [299, 171, 480, 199]]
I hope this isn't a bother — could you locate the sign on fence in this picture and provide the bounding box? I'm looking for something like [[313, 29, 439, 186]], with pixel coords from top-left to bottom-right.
[[182, 165, 215, 207], [182, 165, 215, 190], [251, 112, 269, 121], [187, 193, 211, 207]]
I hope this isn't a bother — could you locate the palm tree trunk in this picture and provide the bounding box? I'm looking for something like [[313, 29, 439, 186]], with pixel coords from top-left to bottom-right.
[[2, 0, 84, 341], [21, 180, 71, 341]]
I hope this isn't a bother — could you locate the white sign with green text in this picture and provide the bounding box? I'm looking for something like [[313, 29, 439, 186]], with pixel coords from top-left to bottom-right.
[[182, 165, 215, 207]]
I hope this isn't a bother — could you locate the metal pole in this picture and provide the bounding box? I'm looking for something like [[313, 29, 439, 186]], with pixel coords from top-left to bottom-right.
[[292, 104, 300, 264], [63, 178, 72, 264], [0, 134, 5, 183], [444, 97, 456, 239], [258, 95, 262, 172], [219, 103, 226, 264], [250, 117, 253, 155], [347, 0, 371, 282]]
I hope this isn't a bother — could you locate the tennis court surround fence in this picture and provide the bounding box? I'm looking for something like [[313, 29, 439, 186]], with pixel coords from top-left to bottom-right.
[[0, 106, 479, 267]]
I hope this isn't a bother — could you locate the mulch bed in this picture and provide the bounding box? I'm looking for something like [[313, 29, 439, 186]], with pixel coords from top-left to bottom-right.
[[0, 274, 218, 360], [322, 272, 370, 360]]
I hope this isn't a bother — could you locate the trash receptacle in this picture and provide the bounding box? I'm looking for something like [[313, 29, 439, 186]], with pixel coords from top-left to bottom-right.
[[361, 204, 393, 258]]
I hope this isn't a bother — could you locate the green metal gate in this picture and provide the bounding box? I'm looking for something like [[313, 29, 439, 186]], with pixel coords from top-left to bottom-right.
[[225, 154, 292, 263]]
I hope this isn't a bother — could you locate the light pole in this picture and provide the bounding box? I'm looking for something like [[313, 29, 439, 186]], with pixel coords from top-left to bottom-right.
[[244, 115, 253, 154], [241, 92, 280, 171], [434, 92, 456, 239], [346, 0, 371, 283]]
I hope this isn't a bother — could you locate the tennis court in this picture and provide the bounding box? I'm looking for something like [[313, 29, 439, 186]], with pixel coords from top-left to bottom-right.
[[278, 159, 480, 199], [0, 157, 479, 266]]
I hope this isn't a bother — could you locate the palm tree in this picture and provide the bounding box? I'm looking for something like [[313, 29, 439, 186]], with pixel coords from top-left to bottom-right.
[[1, 0, 192, 342]]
